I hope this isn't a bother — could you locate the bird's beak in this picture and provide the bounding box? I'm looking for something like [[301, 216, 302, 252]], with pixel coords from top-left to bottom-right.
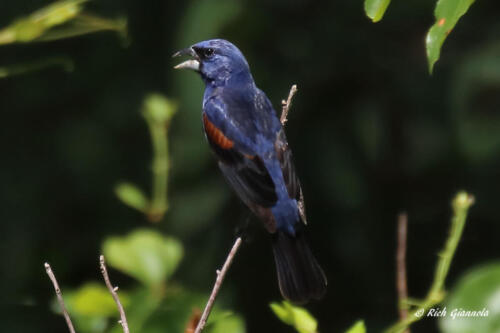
[[172, 47, 200, 71]]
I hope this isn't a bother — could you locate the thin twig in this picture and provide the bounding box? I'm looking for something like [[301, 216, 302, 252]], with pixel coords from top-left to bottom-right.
[[100, 255, 130, 333], [281, 84, 298, 126], [194, 237, 243, 333], [396, 212, 409, 333], [44, 263, 76, 333]]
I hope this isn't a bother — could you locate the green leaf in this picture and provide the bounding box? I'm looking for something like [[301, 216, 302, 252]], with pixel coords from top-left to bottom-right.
[[52, 282, 130, 333], [426, 0, 476, 73], [70, 282, 130, 317], [270, 301, 318, 333], [115, 182, 149, 212], [345, 320, 366, 333], [208, 314, 246, 333], [102, 229, 183, 287], [0, 0, 88, 44], [364, 0, 392, 22], [440, 262, 500, 333], [36, 14, 127, 43], [0, 0, 126, 45]]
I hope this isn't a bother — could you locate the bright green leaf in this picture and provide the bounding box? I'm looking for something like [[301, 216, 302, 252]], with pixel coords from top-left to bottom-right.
[[52, 282, 130, 333], [36, 14, 128, 43], [115, 182, 149, 212], [102, 229, 183, 287], [270, 301, 318, 333], [208, 314, 246, 333], [364, 0, 392, 22], [70, 282, 130, 317], [426, 0, 476, 73], [0, 0, 87, 44], [345, 320, 366, 333], [440, 262, 500, 333], [0, 0, 126, 45]]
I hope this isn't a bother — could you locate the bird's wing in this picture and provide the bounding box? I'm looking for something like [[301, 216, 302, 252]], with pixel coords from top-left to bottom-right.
[[202, 97, 278, 213], [275, 129, 307, 223]]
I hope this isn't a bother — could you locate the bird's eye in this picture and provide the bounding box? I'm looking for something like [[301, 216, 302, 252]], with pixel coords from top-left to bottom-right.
[[203, 48, 215, 58]]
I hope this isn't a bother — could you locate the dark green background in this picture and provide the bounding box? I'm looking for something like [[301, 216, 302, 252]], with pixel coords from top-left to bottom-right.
[[0, 0, 499, 332]]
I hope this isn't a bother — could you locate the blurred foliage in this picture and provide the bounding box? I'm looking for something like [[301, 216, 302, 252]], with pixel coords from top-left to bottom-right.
[[345, 321, 367, 333], [115, 94, 178, 222], [0, 0, 125, 78], [52, 282, 131, 333], [103, 229, 183, 288], [365, 0, 476, 73], [440, 262, 500, 333], [270, 301, 318, 333], [364, 0, 392, 23], [57, 91, 244, 332], [0, 0, 126, 45]]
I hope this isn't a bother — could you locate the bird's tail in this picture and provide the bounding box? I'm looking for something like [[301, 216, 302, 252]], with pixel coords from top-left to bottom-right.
[[272, 228, 327, 303]]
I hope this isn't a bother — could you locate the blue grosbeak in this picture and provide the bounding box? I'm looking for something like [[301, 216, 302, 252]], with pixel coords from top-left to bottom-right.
[[174, 39, 326, 303]]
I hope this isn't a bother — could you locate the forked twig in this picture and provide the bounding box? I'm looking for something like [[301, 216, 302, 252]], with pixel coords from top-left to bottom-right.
[[100, 255, 130, 333], [194, 237, 243, 333], [44, 263, 76, 333]]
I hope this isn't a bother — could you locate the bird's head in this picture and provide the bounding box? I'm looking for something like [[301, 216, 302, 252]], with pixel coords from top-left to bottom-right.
[[173, 39, 252, 86]]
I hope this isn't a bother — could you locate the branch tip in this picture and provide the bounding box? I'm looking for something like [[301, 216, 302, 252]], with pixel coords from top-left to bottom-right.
[[194, 237, 243, 333]]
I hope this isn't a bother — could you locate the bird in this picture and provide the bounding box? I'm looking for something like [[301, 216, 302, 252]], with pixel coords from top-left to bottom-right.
[[173, 39, 326, 303]]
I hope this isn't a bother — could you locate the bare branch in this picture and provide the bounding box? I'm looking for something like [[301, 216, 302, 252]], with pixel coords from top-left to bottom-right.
[[281, 84, 298, 126], [44, 263, 76, 333], [195, 237, 243, 333], [99, 255, 130, 333], [396, 212, 409, 333]]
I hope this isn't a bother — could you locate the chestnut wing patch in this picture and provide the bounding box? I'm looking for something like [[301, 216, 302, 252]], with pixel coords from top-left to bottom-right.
[[203, 113, 234, 149]]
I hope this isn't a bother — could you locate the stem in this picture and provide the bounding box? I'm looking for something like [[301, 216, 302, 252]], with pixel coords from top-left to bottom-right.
[[385, 191, 474, 333], [140, 95, 177, 222], [100, 255, 130, 333], [44, 263, 76, 333], [147, 120, 169, 222], [195, 237, 243, 333]]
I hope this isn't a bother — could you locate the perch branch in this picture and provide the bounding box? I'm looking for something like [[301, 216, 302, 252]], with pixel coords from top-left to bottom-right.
[[194, 237, 243, 333], [396, 212, 409, 333], [281, 84, 298, 125], [100, 255, 130, 333], [44, 263, 76, 333]]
